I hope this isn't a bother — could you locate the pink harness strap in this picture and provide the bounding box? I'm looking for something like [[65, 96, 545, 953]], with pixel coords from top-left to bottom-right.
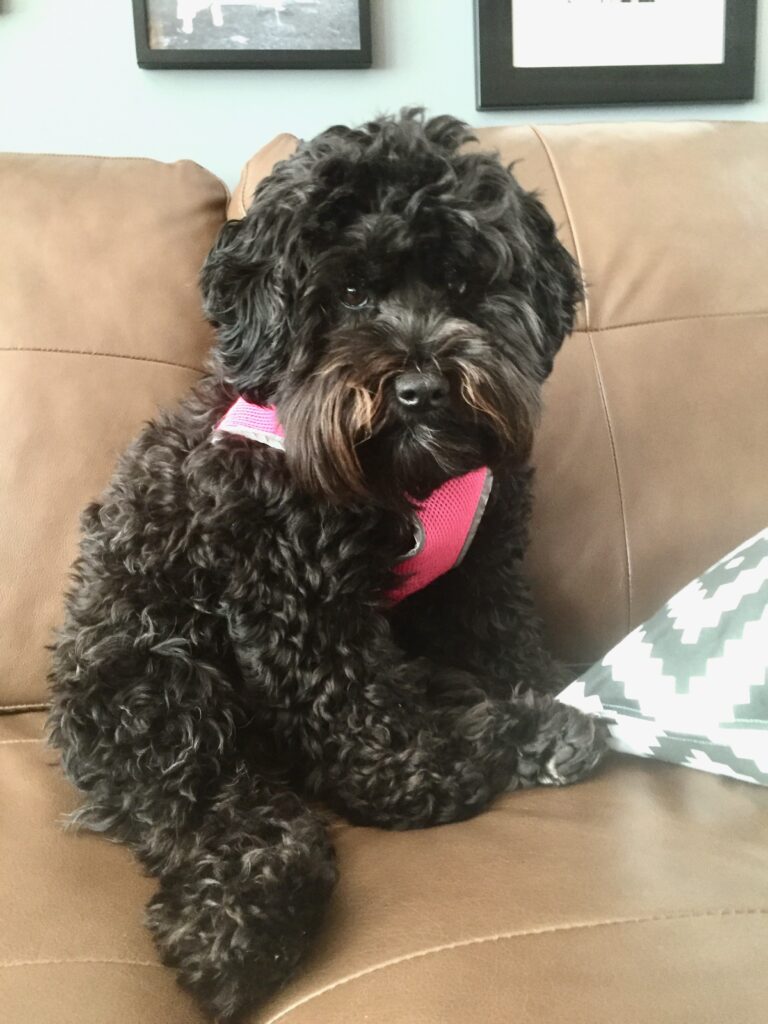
[[215, 397, 492, 604], [214, 399, 285, 451]]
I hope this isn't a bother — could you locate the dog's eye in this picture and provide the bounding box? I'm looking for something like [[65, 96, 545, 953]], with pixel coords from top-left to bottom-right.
[[341, 285, 370, 310], [447, 279, 467, 297]]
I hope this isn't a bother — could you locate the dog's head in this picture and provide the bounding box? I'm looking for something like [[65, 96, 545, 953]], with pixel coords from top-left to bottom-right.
[[202, 110, 582, 507]]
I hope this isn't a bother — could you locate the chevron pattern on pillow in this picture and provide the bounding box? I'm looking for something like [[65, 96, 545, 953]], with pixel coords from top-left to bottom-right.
[[558, 528, 768, 785]]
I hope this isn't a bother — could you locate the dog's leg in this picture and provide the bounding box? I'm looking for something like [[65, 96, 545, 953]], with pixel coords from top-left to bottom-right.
[[303, 677, 525, 828], [48, 641, 336, 1022], [230, 608, 604, 831], [145, 767, 336, 1023], [301, 676, 605, 827], [382, 473, 608, 795]]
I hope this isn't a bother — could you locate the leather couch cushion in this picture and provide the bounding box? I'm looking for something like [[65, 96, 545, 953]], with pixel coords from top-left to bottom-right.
[[231, 122, 768, 667], [0, 712, 203, 1023], [229, 132, 299, 220], [2, 712, 766, 1023], [490, 122, 768, 665], [0, 155, 228, 708]]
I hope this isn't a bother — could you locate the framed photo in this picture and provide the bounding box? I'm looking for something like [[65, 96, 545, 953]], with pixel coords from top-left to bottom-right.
[[475, 0, 757, 108], [133, 0, 371, 69]]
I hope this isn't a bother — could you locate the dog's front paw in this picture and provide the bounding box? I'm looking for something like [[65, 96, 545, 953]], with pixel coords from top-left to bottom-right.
[[516, 699, 608, 788]]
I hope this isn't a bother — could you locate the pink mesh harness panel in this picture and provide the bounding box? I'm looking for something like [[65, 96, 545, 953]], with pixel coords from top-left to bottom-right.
[[215, 399, 286, 451], [215, 397, 493, 604]]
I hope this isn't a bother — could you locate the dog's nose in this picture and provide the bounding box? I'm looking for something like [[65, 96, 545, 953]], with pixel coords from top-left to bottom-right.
[[394, 371, 450, 412]]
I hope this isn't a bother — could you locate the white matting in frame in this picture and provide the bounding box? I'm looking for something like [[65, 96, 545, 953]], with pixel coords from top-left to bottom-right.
[[511, 0, 726, 69]]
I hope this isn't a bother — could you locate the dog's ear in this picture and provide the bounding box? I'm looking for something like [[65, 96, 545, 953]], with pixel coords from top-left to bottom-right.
[[519, 189, 584, 377], [200, 174, 305, 401]]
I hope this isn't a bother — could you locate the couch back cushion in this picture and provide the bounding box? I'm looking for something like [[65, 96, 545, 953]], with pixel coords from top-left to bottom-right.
[[0, 155, 227, 708], [484, 122, 768, 665], [232, 122, 768, 666]]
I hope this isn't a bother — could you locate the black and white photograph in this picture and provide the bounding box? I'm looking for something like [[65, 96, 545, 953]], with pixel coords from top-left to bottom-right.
[[133, 0, 371, 69], [475, 0, 757, 108]]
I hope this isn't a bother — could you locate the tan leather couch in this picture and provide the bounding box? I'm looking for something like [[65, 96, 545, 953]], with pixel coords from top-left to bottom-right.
[[1, 122, 767, 1023]]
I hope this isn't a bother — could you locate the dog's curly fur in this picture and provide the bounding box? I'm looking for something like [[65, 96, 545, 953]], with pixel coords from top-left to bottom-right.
[[48, 110, 606, 1021]]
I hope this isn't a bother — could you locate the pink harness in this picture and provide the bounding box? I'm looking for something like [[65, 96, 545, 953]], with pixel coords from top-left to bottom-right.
[[215, 398, 492, 604]]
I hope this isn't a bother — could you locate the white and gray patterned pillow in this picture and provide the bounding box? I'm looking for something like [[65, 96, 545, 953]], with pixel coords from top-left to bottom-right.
[[558, 528, 768, 785]]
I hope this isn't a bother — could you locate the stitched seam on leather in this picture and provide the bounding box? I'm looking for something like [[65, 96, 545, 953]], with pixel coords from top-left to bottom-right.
[[527, 125, 591, 328], [587, 331, 632, 634], [579, 309, 768, 333], [0, 957, 163, 970], [239, 159, 252, 220], [0, 703, 49, 713], [2, 152, 163, 165], [265, 908, 768, 1023], [0, 347, 203, 374]]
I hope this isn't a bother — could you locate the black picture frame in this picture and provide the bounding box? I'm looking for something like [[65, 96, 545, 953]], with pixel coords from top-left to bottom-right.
[[475, 0, 757, 109], [133, 0, 372, 70]]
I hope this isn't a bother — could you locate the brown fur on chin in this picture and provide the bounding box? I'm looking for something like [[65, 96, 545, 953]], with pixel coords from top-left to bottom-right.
[[277, 323, 540, 507], [278, 342, 406, 502]]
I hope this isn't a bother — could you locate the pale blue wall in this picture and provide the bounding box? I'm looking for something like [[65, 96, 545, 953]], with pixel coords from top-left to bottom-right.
[[0, 0, 765, 189]]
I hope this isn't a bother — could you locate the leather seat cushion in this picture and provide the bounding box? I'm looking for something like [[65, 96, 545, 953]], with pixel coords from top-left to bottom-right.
[[2, 712, 766, 1023]]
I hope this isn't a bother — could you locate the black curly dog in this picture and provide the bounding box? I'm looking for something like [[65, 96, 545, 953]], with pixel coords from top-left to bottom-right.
[[49, 111, 606, 1021]]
